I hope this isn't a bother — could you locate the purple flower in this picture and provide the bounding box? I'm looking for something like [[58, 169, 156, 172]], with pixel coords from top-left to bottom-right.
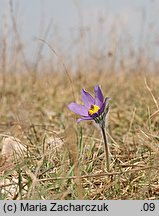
[[68, 85, 110, 125], [68, 84, 111, 171]]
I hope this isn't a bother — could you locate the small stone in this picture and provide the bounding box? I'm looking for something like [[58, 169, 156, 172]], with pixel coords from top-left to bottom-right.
[[1, 136, 27, 159]]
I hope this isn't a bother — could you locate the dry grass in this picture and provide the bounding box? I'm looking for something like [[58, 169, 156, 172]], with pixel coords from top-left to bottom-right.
[[0, 70, 159, 200]]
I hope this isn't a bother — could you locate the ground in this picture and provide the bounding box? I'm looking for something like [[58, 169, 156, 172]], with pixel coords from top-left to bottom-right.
[[0, 71, 159, 199]]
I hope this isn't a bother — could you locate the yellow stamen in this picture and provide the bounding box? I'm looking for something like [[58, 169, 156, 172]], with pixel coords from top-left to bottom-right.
[[88, 104, 100, 116]]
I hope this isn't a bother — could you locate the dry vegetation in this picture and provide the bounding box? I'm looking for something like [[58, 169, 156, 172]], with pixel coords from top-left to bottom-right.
[[0, 1, 159, 200], [0, 71, 159, 200]]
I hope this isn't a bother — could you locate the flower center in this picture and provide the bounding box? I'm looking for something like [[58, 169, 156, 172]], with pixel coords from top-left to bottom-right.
[[88, 104, 100, 116]]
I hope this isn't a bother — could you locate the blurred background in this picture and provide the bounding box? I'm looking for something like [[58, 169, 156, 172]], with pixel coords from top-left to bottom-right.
[[0, 0, 159, 74]]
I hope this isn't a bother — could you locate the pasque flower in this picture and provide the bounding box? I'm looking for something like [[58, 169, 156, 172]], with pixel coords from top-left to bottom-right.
[[68, 85, 109, 125], [68, 85, 111, 171]]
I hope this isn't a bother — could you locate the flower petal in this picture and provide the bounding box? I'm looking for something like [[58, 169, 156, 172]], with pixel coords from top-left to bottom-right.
[[81, 88, 95, 108], [77, 116, 93, 123], [95, 97, 103, 108], [98, 97, 110, 115], [98, 102, 106, 115], [105, 97, 111, 104], [94, 85, 104, 103], [67, 102, 88, 116]]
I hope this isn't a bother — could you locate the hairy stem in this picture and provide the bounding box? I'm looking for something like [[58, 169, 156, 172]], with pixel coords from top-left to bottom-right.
[[101, 126, 110, 171]]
